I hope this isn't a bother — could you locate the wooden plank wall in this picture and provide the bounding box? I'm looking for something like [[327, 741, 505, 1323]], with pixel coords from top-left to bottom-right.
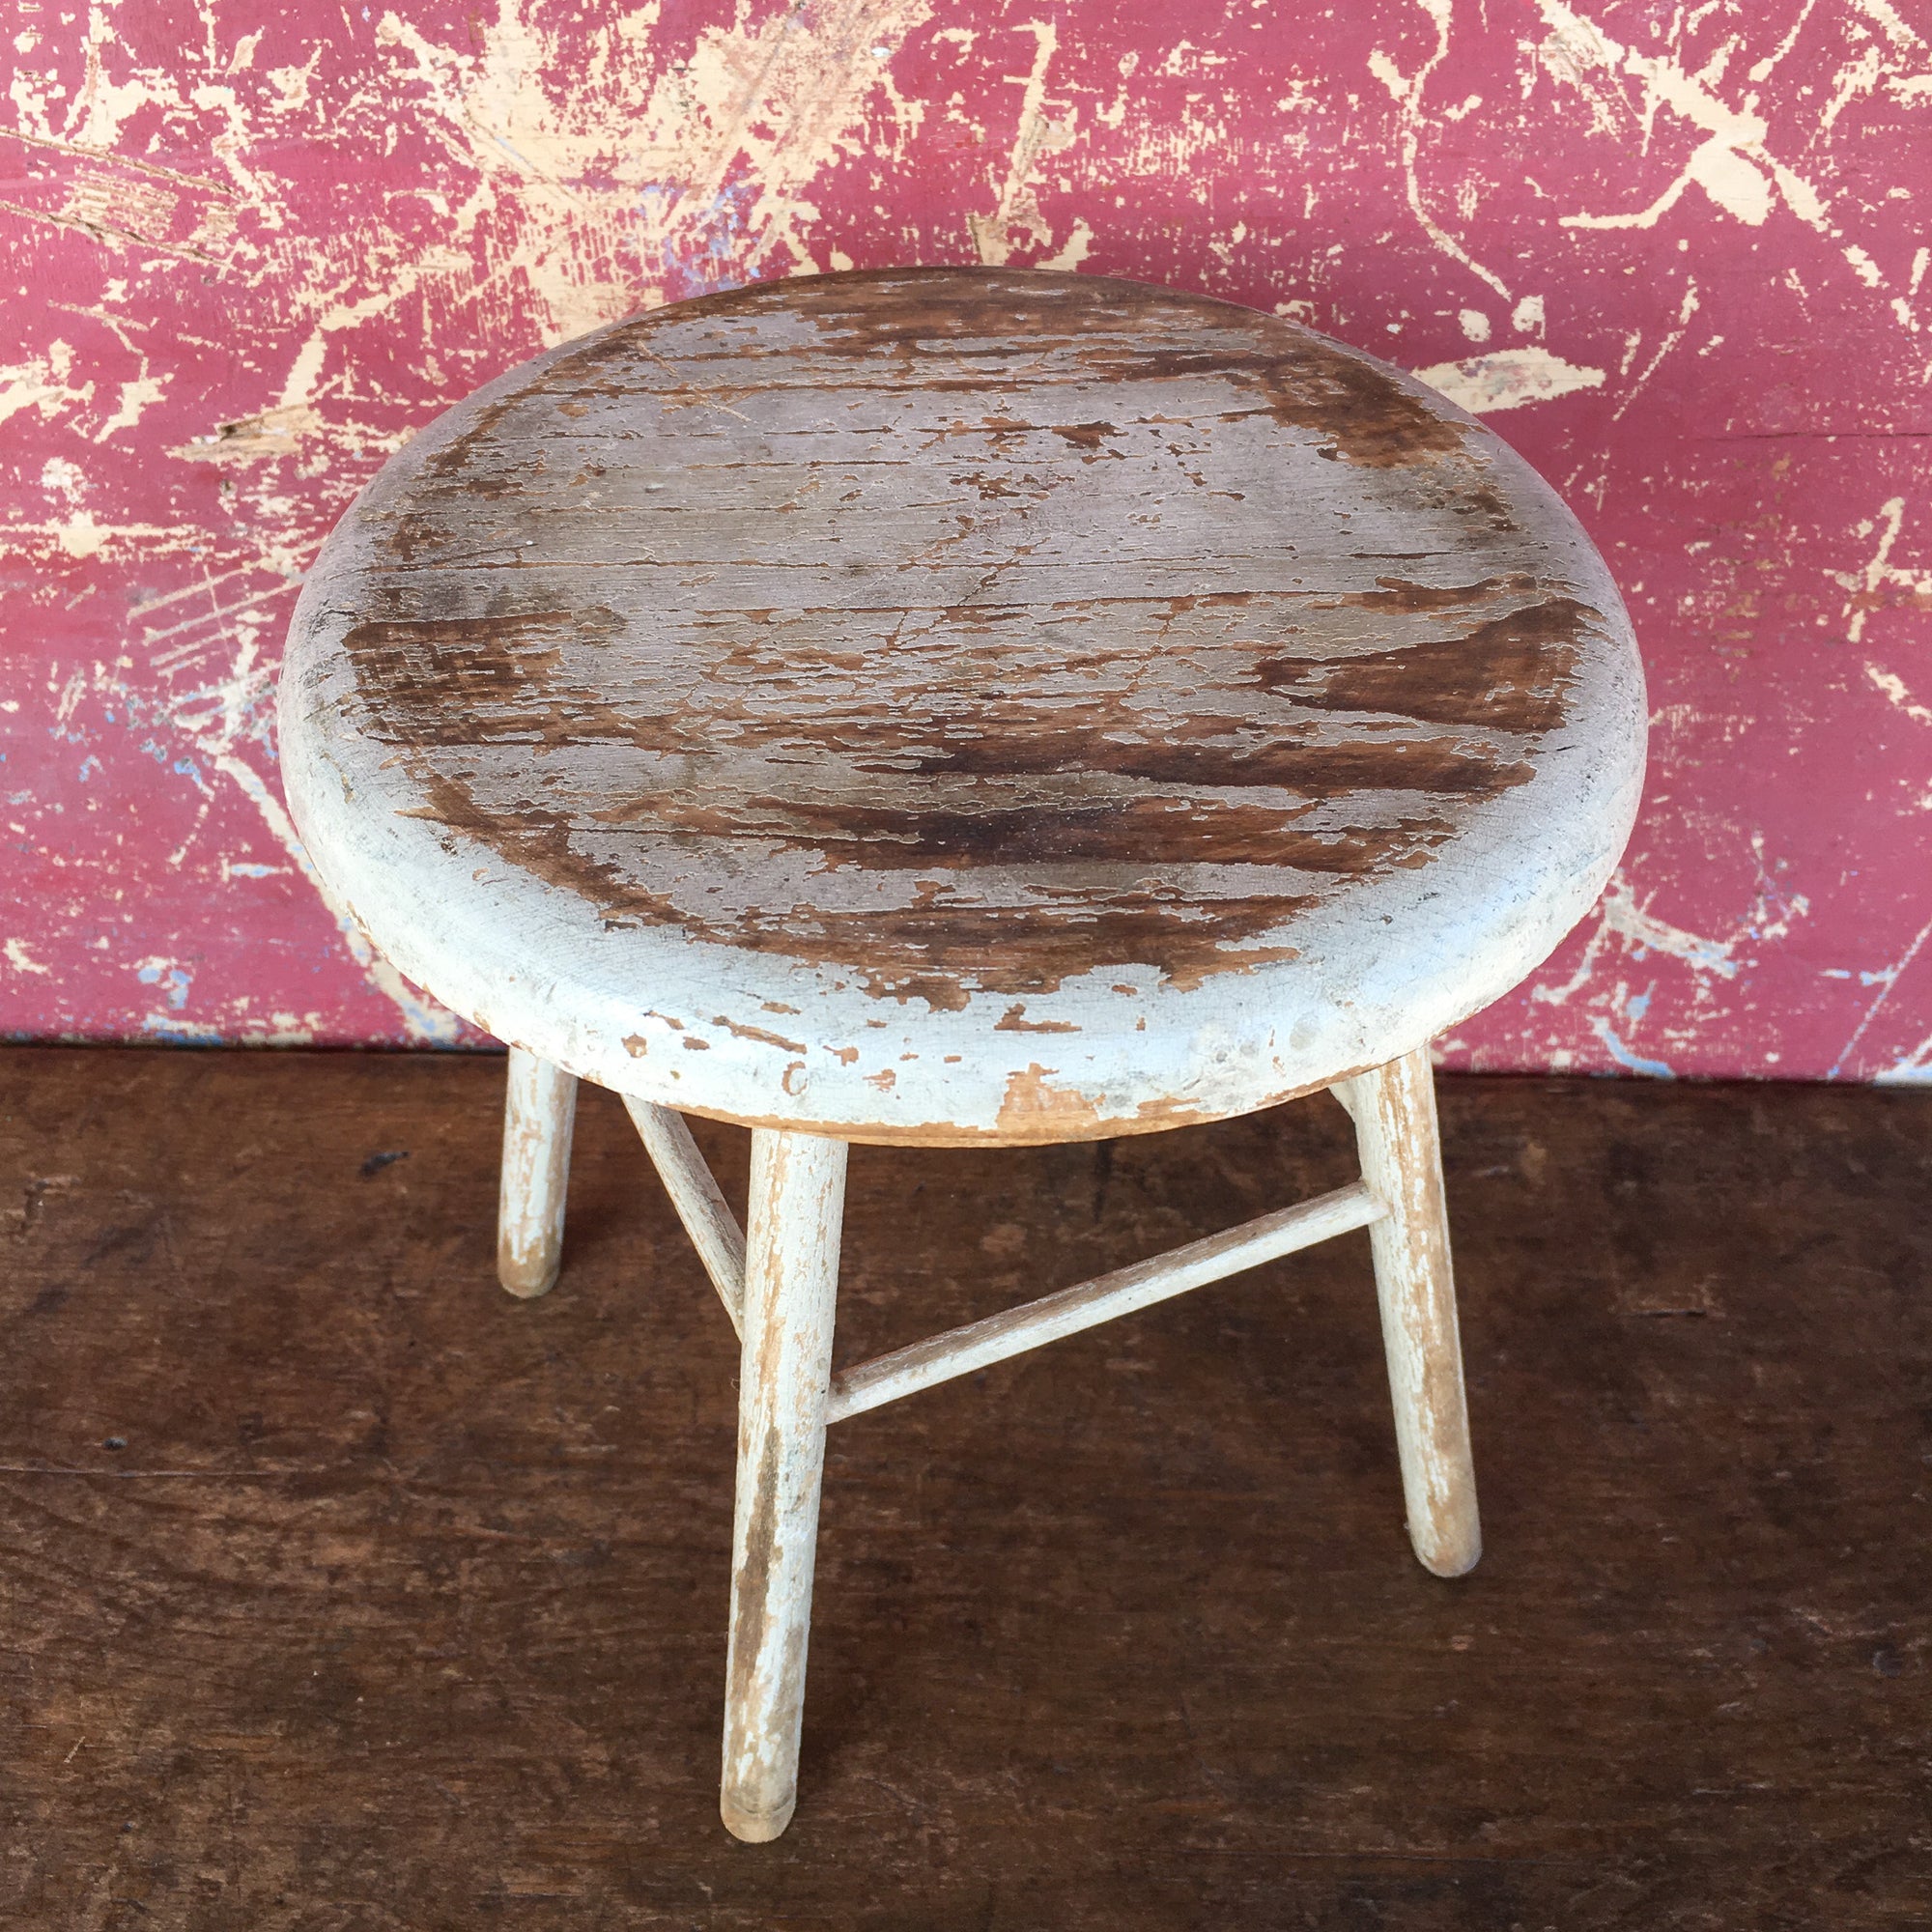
[[3, 1050, 1927, 1923]]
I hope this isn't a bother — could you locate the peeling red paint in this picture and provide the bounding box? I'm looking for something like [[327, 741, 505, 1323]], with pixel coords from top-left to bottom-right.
[[1, 0, 1928, 1081]]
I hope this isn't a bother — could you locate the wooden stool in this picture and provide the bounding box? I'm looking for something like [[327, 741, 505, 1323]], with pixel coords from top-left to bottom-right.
[[279, 268, 1646, 1840]]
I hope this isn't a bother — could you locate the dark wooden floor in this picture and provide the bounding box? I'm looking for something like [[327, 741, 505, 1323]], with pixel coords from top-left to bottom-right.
[[1, 1049, 1927, 1929]]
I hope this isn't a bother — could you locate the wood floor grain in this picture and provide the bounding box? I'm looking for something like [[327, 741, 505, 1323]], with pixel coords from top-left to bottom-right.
[[1, 1048, 1927, 1929]]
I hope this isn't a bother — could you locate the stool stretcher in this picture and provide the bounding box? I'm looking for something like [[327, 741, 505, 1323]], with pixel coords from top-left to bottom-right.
[[826, 1179, 1385, 1423], [515, 1047, 1481, 1845], [623, 1094, 1396, 1428], [625, 1095, 748, 1335]]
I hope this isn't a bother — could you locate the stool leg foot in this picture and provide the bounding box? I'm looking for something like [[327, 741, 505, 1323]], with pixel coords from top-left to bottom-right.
[[497, 1047, 578, 1299], [721, 1127, 847, 1842], [1337, 1046, 1481, 1579]]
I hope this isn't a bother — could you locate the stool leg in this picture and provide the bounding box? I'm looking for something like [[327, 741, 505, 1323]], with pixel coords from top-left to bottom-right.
[[497, 1047, 578, 1299], [1336, 1046, 1481, 1578], [721, 1127, 847, 1842]]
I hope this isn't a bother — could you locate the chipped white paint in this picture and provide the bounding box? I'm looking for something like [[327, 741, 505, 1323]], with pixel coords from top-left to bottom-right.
[[510, 1034, 1487, 1835], [1865, 666, 1932, 727], [1335, 1046, 1480, 1577], [1834, 912, 1932, 1081], [3, 0, 1918, 1082], [968, 18, 1084, 267], [213, 749, 461, 1043], [4, 938, 53, 977], [1535, 868, 1743, 1000], [0, 342, 93, 428], [374, 0, 937, 341], [1536, 0, 1922, 328], [276, 268, 1654, 1837], [721, 1127, 846, 1843], [1368, 1, 1513, 301], [623, 1094, 749, 1334], [1522, 851, 1819, 1080], [1609, 280, 1700, 424], [1835, 497, 1931, 646], [1539, 0, 1788, 229], [1604, 889, 1745, 979], [497, 1045, 577, 1298], [825, 1179, 1385, 1423], [1411, 346, 1605, 413], [1876, 1039, 1932, 1087], [279, 270, 1647, 1146]]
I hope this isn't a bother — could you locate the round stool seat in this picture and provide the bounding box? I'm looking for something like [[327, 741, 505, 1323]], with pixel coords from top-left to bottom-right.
[[281, 267, 1645, 1146]]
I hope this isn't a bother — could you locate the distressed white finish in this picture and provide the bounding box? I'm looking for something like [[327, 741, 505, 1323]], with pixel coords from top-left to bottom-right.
[[721, 1128, 846, 1843], [624, 1094, 747, 1334], [497, 1046, 577, 1298], [278, 269, 1647, 1150], [277, 268, 1646, 1840], [826, 1179, 1384, 1424], [1335, 1047, 1481, 1577]]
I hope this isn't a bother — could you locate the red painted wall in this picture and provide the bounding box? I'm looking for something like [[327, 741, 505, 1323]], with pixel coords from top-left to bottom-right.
[[3, 1, 1928, 1080]]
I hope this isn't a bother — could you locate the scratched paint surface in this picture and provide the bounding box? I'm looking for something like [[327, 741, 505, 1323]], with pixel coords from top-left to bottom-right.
[[1, 1, 1927, 1080], [278, 265, 1643, 1141]]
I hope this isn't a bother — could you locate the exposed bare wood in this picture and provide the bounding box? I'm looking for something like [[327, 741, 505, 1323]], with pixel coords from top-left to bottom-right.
[[271, 266, 1648, 1839], [721, 1128, 848, 1843], [827, 1179, 1384, 1425], [1335, 1049, 1481, 1578], [496, 1047, 577, 1298], [280, 267, 1647, 1148], [624, 1094, 747, 1335]]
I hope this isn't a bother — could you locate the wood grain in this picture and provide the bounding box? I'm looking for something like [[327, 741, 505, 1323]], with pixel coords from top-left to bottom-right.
[[497, 1045, 578, 1297], [281, 268, 1646, 1145], [1337, 1047, 1481, 1577], [721, 1128, 847, 1841], [8, 1045, 1926, 1925], [623, 1093, 747, 1334], [825, 1177, 1383, 1424]]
